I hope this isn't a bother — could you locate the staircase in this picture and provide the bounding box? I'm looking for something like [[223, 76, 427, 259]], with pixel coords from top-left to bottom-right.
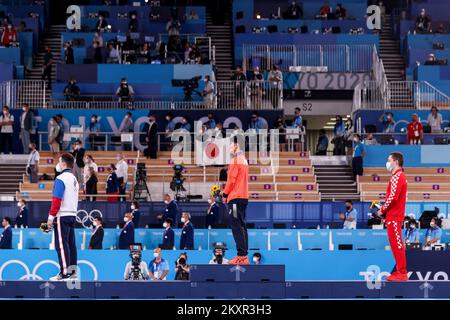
[[26, 24, 65, 104], [0, 164, 26, 198], [206, 12, 234, 80], [314, 165, 360, 201], [378, 14, 405, 82]]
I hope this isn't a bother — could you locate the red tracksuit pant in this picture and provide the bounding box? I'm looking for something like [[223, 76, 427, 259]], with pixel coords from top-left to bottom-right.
[[386, 220, 407, 274]]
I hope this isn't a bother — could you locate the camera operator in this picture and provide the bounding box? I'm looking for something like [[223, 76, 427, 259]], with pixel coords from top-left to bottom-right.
[[116, 77, 135, 104], [124, 244, 149, 280], [209, 242, 228, 264], [174, 252, 190, 280]]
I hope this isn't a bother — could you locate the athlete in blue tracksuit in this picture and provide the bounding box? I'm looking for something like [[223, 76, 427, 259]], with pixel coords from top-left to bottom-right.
[[47, 153, 79, 281]]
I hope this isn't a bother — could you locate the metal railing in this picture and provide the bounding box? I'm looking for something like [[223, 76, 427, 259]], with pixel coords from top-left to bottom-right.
[[0, 80, 46, 109], [1, 80, 283, 110], [242, 44, 374, 72], [353, 80, 450, 111]]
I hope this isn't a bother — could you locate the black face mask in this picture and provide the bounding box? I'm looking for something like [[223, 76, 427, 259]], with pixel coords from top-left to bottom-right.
[[345, 206, 351, 210]]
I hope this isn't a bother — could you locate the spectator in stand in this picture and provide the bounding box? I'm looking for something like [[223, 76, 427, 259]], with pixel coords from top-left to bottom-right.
[[95, 14, 108, 32], [0, 217, 12, 249], [148, 247, 169, 281], [404, 219, 420, 244], [88, 115, 101, 151], [63, 78, 80, 101], [252, 252, 262, 265], [107, 43, 120, 64], [286, 1, 303, 19], [20, 104, 33, 154], [0, 23, 17, 47], [249, 111, 266, 135], [379, 112, 395, 133], [180, 212, 194, 250], [71, 139, 86, 187], [202, 75, 215, 108], [435, 23, 447, 34], [63, 42, 74, 64], [48, 116, 60, 154], [415, 9, 431, 33], [268, 65, 283, 109], [119, 112, 133, 133], [56, 114, 65, 151], [338, 200, 357, 229], [92, 32, 104, 48], [407, 113, 423, 145], [106, 164, 120, 202], [88, 217, 104, 249], [180, 116, 191, 132], [116, 153, 129, 202], [274, 116, 287, 152], [332, 115, 346, 155], [316, 129, 328, 155], [116, 78, 135, 104], [92, 41, 104, 64], [364, 132, 378, 145], [352, 134, 366, 179], [0, 106, 13, 154], [128, 12, 138, 33], [424, 53, 437, 65], [162, 218, 175, 248], [249, 66, 263, 109], [166, 17, 181, 36], [344, 118, 354, 156], [231, 66, 247, 108], [424, 217, 442, 249], [85, 167, 98, 202], [186, 9, 199, 20], [318, 1, 331, 18], [427, 106, 443, 133], [145, 114, 158, 159], [26, 143, 39, 183], [42, 47, 54, 90], [335, 3, 347, 20], [15, 199, 28, 228], [203, 112, 216, 131]]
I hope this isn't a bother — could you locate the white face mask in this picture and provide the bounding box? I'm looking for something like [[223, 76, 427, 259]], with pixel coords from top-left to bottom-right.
[[430, 222, 436, 228], [17, 202, 22, 207], [153, 252, 159, 258], [93, 221, 98, 227], [55, 163, 63, 173], [181, 217, 186, 223], [131, 205, 135, 210], [164, 200, 169, 204], [163, 222, 168, 228], [385, 162, 393, 173], [253, 257, 259, 263], [123, 217, 129, 222], [116, 156, 121, 161], [207, 199, 212, 204]]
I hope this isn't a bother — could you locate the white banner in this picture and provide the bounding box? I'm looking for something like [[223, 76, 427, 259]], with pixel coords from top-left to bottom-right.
[[195, 137, 231, 166]]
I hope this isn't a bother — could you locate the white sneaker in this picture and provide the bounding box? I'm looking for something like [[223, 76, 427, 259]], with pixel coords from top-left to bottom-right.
[[49, 273, 70, 281]]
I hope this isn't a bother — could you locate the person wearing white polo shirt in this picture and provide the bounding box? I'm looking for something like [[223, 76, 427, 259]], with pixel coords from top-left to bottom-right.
[[115, 153, 128, 202]]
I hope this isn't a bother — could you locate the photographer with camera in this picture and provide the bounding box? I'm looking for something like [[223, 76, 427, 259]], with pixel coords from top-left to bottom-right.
[[124, 244, 149, 280], [209, 242, 228, 264], [175, 252, 190, 280], [149, 247, 169, 281], [116, 78, 135, 105]]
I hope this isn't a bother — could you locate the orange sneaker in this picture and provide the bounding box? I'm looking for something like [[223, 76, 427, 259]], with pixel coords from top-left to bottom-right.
[[227, 255, 249, 265], [386, 272, 408, 282]]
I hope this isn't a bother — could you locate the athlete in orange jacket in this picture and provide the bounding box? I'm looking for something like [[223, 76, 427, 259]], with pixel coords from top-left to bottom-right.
[[223, 142, 249, 265]]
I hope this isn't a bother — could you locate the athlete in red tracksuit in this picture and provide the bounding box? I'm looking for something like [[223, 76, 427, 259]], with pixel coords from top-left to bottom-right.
[[378, 152, 408, 282]]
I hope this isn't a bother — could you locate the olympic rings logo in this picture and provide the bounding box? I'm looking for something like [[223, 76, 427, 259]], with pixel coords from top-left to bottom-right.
[[76, 210, 103, 228], [0, 260, 99, 280]]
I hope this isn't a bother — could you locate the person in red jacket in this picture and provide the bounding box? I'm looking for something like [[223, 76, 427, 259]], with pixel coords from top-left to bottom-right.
[[406, 113, 423, 145], [223, 142, 249, 265], [1, 24, 17, 47], [377, 152, 408, 281]]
